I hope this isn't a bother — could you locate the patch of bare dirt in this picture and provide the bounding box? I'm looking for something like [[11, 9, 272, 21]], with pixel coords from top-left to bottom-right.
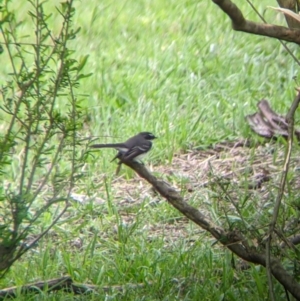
[[109, 139, 299, 203], [72, 139, 300, 246]]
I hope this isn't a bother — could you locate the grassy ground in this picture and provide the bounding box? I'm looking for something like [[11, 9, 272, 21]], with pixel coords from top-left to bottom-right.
[[1, 0, 299, 300]]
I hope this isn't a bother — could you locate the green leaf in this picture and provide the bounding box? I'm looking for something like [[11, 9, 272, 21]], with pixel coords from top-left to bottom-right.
[[76, 72, 93, 80], [77, 55, 89, 72], [60, 1, 68, 13]]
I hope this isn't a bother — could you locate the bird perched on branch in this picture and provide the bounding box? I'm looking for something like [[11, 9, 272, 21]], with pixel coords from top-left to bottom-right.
[[90, 132, 157, 173]]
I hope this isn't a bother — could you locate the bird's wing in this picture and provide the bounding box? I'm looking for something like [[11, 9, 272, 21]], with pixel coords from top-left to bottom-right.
[[122, 142, 152, 161]]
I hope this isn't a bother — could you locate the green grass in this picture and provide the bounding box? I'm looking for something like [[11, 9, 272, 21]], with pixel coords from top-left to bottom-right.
[[74, 0, 298, 164], [0, 0, 299, 300]]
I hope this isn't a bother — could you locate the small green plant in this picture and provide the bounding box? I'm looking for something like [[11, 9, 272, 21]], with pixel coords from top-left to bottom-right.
[[0, 0, 90, 277]]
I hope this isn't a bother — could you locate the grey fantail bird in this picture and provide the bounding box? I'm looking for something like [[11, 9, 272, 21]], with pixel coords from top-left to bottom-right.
[[90, 132, 157, 164]]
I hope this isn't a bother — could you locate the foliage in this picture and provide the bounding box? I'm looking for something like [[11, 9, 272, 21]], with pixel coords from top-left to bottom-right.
[[0, 0, 299, 300], [0, 0, 89, 277]]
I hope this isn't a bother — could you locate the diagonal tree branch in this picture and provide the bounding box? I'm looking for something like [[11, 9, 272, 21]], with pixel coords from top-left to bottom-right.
[[212, 0, 300, 44], [122, 160, 300, 300]]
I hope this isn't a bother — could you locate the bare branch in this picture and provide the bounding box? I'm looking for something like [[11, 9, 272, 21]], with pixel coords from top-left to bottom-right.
[[0, 276, 152, 299], [122, 161, 300, 300], [212, 0, 300, 45], [265, 91, 300, 300]]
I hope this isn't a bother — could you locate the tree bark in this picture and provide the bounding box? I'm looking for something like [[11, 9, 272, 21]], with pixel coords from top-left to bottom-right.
[[212, 0, 300, 44]]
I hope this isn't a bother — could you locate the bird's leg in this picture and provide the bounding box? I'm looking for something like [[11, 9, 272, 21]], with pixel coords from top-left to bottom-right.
[[115, 154, 145, 175], [115, 161, 122, 175]]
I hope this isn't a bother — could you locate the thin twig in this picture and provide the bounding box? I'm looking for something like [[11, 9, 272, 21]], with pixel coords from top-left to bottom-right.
[[245, 0, 300, 67], [212, 0, 300, 45], [265, 91, 300, 301]]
